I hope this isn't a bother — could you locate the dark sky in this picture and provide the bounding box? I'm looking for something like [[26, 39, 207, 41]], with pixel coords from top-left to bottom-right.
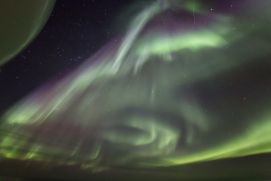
[[1, 1, 271, 180], [0, 0, 242, 113], [0, 0, 134, 112]]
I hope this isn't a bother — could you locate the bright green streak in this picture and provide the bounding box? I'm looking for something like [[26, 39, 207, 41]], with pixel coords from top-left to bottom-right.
[[137, 30, 227, 56], [144, 113, 271, 167]]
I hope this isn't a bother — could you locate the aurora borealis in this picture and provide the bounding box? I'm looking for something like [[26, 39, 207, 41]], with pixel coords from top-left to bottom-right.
[[1, 0, 271, 178]]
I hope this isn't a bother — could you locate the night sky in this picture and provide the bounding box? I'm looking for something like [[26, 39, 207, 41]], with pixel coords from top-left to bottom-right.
[[1, 0, 271, 180], [0, 0, 133, 112]]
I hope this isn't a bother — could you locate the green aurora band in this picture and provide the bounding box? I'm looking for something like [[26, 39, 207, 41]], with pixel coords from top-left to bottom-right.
[[1, 0, 271, 171]]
